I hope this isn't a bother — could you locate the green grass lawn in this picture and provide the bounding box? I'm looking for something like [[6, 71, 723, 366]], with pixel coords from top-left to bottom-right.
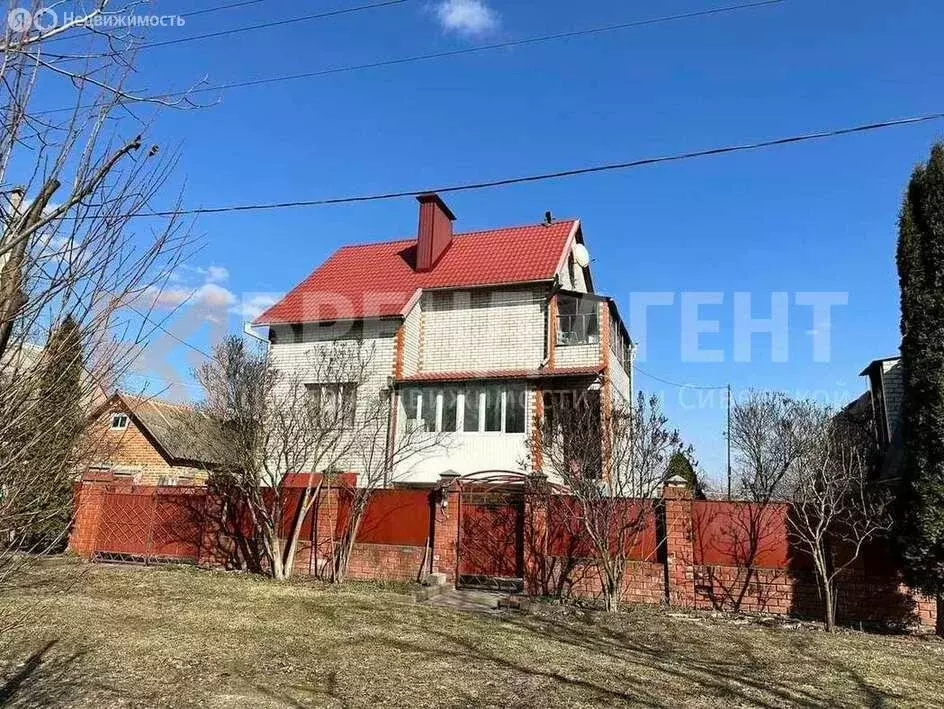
[[0, 558, 941, 708]]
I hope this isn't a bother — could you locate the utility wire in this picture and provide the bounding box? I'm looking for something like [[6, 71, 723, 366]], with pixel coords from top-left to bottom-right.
[[181, 0, 269, 19], [35, 0, 785, 115], [142, 0, 410, 50], [128, 110, 944, 218], [154, 0, 784, 92], [635, 365, 727, 391], [123, 299, 213, 359]]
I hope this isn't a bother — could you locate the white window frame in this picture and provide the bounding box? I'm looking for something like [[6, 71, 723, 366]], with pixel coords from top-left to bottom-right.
[[401, 385, 527, 434], [110, 413, 129, 430], [306, 382, 358, 428]]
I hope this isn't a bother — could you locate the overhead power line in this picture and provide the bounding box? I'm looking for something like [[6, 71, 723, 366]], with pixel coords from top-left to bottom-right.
[[130, 110, 944, 218], [36, 0, 785, 115], [634, 365, 726, 391], [181, 0, 269, 19], [143, 0, 411, 50], [160, 0, 785, 94]]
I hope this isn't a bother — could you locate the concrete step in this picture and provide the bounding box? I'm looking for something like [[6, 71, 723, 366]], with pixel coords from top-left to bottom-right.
[[425, 588, 502, 613]]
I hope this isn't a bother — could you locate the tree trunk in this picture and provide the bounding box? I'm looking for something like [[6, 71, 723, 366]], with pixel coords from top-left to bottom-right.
[[603, 587, 617, 612], [333, 502, 367, 585], [822, 581, 836, 632], [601, 569, 620, 612], [267, 531, 286, 581], [281, 535, 298, 580]]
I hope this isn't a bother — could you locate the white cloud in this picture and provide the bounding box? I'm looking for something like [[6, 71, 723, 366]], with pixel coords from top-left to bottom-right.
[[204, 265, 229, 283], [173, 263, 230, 283], [146, 282, 236, 310], [196, 282, 237, 308], [140, 264, 280, 325], [434, 0, 499, 37], [231, 293, 281, 322]]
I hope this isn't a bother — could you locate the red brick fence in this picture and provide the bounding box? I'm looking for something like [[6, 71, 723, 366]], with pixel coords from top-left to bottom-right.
[[70, 476, 939, 631]]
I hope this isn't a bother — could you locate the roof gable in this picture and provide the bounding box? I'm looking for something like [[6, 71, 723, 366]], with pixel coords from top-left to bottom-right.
[[257, 219, 578, 325]]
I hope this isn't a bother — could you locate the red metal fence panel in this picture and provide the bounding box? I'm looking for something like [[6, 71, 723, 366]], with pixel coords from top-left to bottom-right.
[[94, 490, 153, 557], [151, 491, 206, 559], [547, 495, 659, 561], [92, 487, 207, 563], [354, 489, 431, 546], [692, 500, 791, 569]]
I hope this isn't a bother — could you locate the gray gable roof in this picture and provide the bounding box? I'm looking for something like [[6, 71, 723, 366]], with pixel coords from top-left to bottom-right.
[[110, 393, 228, 468]]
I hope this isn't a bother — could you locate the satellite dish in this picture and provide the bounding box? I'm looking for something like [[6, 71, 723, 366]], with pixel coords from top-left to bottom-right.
[[573, 243, 591, 268]]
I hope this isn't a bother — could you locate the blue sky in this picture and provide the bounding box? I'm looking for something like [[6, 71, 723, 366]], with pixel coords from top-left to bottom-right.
[[39, 0, 944, 485]]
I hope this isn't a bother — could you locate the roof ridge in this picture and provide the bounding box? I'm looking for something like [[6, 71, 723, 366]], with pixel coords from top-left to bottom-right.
[[120, 391, 196, 412], [331, 218, 580, 251], [336, 237, 415, 250], [454, 218, 578, 238]]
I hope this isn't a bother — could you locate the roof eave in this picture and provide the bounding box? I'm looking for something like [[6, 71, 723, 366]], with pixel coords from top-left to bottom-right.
[[258, 313, 406, 328]]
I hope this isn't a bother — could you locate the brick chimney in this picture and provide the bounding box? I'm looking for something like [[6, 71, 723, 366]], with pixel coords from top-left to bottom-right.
[[415, 193, 455, 272]]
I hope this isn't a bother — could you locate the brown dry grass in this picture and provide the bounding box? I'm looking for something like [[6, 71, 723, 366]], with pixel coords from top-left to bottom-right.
[[0, 558, 942, 708]]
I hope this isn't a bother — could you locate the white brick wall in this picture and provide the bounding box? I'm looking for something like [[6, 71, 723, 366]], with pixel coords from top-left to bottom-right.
[[267, 278, 633, 486], [401, 301, 421, 376], [608, 353, 631, 406], [881, 359, 903, 439], [556, 242, 589, 293], [269, 321, 397, 480], [415, 286, 549, 372], [555, 343, 600, 368]]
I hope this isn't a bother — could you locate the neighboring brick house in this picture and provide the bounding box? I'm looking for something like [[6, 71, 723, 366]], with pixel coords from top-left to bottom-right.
[[86, 392, 224, 485], [858, 356, 905, 481], [255, 193, 633, 486]]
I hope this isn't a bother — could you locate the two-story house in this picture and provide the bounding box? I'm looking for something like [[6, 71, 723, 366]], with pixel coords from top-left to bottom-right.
[[255, 194, 633, 486]]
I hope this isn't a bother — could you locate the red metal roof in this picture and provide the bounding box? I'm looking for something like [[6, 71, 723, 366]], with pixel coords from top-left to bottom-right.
[[397, 366, 603, 384], [256, 219, 578, 325]]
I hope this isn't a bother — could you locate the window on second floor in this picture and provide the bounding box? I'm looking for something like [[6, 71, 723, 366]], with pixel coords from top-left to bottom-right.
[[306, 382, 357, 428], [110, 413, 129, 430], [557, 295, 599, 346], [609, 315, 632, 371]]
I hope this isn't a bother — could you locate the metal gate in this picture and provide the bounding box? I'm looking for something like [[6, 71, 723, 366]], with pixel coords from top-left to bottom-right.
[[457, 485, 525, 592], [92, 487, 206, 564]]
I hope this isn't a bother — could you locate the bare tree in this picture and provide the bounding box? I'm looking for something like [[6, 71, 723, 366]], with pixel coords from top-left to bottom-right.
[[535, 391, 681, 611], [329, 394, 449, 584], [731, 391, 819, 502], [788, 404, 892, 631], [715, 392, 820, 611], [194, 335, 406, 581], [0, 0, 196, 624]]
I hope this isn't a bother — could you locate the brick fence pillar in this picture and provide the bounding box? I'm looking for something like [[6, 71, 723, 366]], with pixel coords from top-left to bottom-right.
[[663, 475, 696, 608], [312, 484, 340, 578], [69, 482, 107, 558], [938, 596, 943, 637], [523, 473, 548, 595], [431, 472, 460, 583]]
